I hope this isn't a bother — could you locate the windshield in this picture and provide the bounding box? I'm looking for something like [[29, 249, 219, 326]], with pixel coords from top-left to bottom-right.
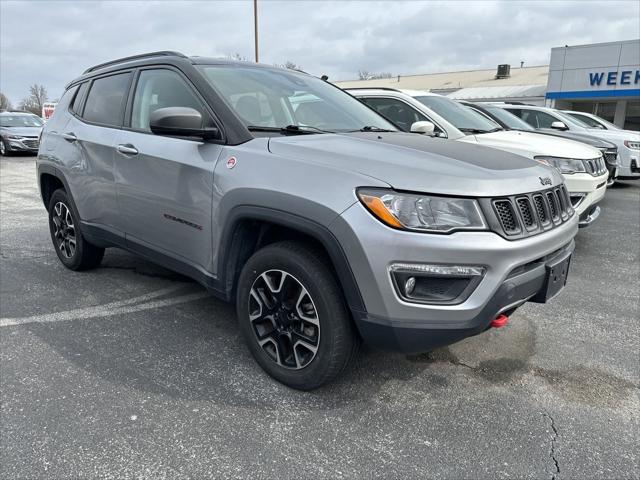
[[553, 110, 592, 128], [414, 96, 500, 133], [198, 65, 397, 133], [566, 112, 619, 130], [481, 105, 533, 130], [0, 114, 44, 127]]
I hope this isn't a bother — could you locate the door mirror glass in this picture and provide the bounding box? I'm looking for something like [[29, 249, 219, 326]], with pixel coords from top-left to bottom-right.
[[410, 121, 435, 135], [149, 107, 219, 139], [550, 121, 568, 130]]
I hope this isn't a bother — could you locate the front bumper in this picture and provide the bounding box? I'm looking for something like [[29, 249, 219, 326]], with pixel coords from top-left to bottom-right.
[[617, 149, 640, 179], [353, 242, 574, 353], [332, 202, 578, 353], [6, 138, 39, 153], [564, 172, 607, 220]]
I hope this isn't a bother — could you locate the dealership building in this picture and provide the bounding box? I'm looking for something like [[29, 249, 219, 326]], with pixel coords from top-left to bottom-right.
[[336, 39, 640, 130]]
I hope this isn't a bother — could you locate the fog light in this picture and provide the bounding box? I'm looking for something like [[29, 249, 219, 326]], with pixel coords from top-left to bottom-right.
[[405, 277, 416, 295], [389, 263, 485, 305]]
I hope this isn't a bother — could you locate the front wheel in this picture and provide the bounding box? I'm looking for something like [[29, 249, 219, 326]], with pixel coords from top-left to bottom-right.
[[236, 241, 358, 390], [48, 189, 104, 270], [0, 138, 11, 156]]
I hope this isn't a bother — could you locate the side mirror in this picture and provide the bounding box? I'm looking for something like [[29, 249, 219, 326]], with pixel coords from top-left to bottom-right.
[[550, 121, 568, 131], [410, 121, 436, 136], [149, 107, 219, 139]]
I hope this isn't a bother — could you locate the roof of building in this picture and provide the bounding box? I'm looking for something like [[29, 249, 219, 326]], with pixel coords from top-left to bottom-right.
[[334, 65, 549, 91], [447, 84, 548, 100]]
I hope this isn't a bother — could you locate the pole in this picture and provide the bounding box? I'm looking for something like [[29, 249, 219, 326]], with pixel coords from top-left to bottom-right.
[[253, 0, 259, 63]]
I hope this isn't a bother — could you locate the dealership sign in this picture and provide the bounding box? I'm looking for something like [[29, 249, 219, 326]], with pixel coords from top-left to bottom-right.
[[589, 70, 640, 87], [42, 102, 57, 120]]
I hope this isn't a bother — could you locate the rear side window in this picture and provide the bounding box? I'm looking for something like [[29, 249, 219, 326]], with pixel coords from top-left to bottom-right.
[[82, 73, 131, 127], [70, 83, 89, 115]]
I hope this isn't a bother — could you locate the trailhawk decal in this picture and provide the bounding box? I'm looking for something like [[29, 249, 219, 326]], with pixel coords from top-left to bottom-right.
[[163, 213, 203, 231]]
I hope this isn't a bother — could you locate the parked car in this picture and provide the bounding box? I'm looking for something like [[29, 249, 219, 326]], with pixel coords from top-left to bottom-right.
[[0, 111, 43, 155], [348, 88, 608, 227], [38, 51, 577, 389], [461, 101, 620, 185], [562, 110, 630, 131], [496, 104, 640, 181]]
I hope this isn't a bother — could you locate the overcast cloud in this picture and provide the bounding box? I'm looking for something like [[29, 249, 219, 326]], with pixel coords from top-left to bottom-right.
[[1, 0, 638, 105]]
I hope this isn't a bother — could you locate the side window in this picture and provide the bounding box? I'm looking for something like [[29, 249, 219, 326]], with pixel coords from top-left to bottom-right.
[[131, 69, 206, 132], [361, 97, 432, 133], [82, 73, 131, 127], [530, 111, 557, 129], [70, 83, 88, 115]]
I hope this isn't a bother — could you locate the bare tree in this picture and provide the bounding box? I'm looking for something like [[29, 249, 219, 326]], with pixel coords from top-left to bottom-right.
[[227, 52, 249, 62], [19, 84, 48, 115], [0, 92, 12, 110], [358, 70, 393, 80], [274, 61, 303, 71]]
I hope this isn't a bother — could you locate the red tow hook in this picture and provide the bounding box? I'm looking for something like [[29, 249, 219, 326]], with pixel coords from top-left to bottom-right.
[[490, 314, 509, 328]]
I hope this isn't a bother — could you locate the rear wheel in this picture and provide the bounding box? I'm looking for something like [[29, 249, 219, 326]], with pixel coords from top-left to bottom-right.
[[48, 189, 104, 270], [236, 241, 358, 390]]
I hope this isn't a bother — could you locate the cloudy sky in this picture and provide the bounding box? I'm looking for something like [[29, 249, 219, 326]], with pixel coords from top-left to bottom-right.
[[1, 0, 638, 105]]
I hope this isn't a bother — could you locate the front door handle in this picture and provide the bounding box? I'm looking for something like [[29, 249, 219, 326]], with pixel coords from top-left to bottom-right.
[[117, 144, 138, 155], [61, 132, 77, 142]]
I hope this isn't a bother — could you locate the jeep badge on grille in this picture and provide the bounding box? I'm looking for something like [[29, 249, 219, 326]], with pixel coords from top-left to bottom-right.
[[539, 176, 552, 186]]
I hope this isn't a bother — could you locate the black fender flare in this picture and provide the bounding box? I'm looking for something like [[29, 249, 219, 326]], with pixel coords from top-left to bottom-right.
[[217, 205, 366, 314]]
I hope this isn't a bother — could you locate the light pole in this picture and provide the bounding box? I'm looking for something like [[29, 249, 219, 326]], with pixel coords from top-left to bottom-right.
[[253, 0, 259, 63]]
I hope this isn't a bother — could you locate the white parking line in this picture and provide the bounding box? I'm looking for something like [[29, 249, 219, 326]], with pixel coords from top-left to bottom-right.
[[0, 286, 210, 327]]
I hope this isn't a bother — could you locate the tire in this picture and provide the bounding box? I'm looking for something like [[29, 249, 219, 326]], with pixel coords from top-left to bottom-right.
[[0, 138, 11, 156], [236, 241, 358, 390], [48, 189, 104, 270]]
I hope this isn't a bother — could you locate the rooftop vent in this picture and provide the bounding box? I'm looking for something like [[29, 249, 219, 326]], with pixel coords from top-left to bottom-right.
[[495, 64, 511, 79]]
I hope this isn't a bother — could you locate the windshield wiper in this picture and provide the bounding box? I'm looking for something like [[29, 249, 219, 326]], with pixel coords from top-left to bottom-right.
[[247, 125, 333, 135], [357, 126, 395, 132], [458, 127, 490, 134]]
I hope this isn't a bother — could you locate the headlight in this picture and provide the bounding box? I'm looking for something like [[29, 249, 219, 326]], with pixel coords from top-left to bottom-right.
[[357, 188, 487, 233], [624, 140, 640, 150], [535, 156, 586, 174], [7, 135, 26, 140]]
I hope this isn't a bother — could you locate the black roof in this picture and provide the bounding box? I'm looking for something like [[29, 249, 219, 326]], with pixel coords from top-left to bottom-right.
[[67, 51, 294, 89]]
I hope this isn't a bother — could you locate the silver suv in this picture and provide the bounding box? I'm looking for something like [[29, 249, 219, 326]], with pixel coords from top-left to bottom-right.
[[0, 111, 44, 155], [37, 52, 577, 389]]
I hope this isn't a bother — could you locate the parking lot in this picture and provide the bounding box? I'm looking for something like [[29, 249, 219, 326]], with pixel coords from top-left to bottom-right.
[[0, 155, 638, 479]]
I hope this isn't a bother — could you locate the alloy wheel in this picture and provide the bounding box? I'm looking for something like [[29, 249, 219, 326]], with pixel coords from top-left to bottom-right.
[[52, 202, 76, 258], [248, 270, 320, 369]]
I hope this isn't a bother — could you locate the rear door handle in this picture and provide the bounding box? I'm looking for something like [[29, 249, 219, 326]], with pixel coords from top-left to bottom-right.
[[61, 132, 77, 142], [117, 144, 138, 155]]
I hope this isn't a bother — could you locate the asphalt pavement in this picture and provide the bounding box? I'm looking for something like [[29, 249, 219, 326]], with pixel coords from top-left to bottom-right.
[[1, 155, 638, 479]]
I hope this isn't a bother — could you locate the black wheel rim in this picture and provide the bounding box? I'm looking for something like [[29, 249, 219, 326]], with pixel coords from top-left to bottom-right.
[[248, 270, 320, 370], [52, 201, 76, 259]]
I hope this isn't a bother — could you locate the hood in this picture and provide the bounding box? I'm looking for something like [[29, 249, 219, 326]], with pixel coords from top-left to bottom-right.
[[535, 129, 617, 149], [583, 129, 640, 144], [0, 126, 42, 137], [459, 130, 602, 160], [268, 132, 563, 197]]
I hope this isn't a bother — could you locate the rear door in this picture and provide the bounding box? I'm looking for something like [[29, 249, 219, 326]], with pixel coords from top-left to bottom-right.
[[113, 66, 224, 271], [59, 72, 132, 234]]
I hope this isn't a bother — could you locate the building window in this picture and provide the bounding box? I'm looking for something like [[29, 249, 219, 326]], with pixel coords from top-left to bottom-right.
[[625, 101, 640, 131]]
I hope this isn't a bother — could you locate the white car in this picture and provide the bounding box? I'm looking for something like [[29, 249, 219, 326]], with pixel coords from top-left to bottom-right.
[[347, 88, 608, 227], [497, 104, 640, 181]]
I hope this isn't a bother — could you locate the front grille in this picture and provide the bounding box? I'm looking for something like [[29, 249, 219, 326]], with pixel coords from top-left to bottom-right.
[[516, 197, 534, 229], [483, 185, 574, 239], [602, 149, 618, 167], [22, 139, 39, 149], [584, 156, 607, 176], [493, 200, 520, 234]]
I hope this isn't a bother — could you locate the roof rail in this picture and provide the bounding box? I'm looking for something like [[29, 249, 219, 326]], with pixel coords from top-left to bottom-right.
[[83, 51, 188, 74], [343, 86, 402, 92]]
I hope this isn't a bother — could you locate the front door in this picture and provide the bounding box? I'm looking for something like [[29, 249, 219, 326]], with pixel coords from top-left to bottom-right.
[[114, 67, 223, 271]]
